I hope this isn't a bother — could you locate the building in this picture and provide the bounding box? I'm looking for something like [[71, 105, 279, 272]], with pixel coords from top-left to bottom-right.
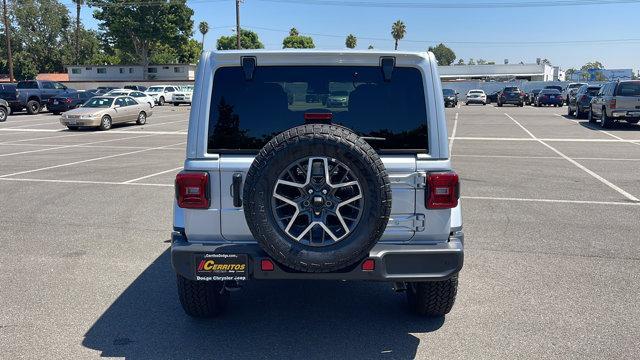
[[438, 63, 556, 82], [66, 64, 196, 82], [567, 69, 634, 82], [553, 67, 565, 81]]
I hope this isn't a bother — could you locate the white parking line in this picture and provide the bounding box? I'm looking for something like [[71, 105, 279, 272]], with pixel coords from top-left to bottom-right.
[[453, 154, 640, 162], [463, 196, 640, 206], [0, 128, 187, 135], [451, 136, 639, 143], [0, 177, 172, 187], [0, 133, 159, 158], [554, 114, 640, 147], [122, 166, 183, 183], [0, 141, 185, 178], [449, 112, 458, 155], [117, 119, 188, 131], [505, 113, 639, 202], [0, 143, 182, 150]]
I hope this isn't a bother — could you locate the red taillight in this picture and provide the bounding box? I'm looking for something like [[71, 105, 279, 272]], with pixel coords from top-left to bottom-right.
[[361, 259, 375, 271], [304, 112, 333, 122], [609, 99, 616, 109], [580, 95, 587, 102], [260, 259, 275, 271], [64, 98, 73, 103], [426, 172, 459, 209], [175, 172, 209, 209]]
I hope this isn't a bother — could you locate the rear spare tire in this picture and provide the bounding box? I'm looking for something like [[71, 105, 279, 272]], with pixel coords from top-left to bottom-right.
[[243, 124, 392, 273]]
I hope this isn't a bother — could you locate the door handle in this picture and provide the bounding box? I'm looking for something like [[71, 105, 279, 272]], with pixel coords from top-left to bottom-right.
[[232, 173, 243, 207]]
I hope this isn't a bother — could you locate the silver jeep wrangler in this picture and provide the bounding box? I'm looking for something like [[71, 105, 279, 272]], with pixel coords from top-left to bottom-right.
[[172, 50, 463, 317]]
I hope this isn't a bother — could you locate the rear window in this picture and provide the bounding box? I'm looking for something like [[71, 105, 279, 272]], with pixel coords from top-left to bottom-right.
[[208, 66, 428, 153], [616, 82, 640, 97], [17, 81, 38, 89], [540, 89, 560, 94], [503, 87, 519, 92]]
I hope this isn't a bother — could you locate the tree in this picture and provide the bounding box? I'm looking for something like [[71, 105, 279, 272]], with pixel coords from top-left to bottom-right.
[[391, 20, 406, 50], [428, 43, 456, 66], [13, 52, 38, 80], [468, 58, 476, 65], [345, 34, 356, 49], [217, 29, 264, 50], [199, 21, 208, 51], [91, 0, 193, 79], [178, 38, 201, 63], [581, 61, 604, 70], [456, 59, 465, 65], [282, 27, 314, 49]]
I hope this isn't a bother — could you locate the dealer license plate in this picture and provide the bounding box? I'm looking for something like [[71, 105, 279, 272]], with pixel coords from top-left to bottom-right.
[[195, 253, 248, 281]]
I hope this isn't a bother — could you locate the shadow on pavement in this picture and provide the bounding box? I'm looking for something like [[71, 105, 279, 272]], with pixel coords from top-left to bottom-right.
[[83, 249, 445, 359], [578, 120, 640, 131]]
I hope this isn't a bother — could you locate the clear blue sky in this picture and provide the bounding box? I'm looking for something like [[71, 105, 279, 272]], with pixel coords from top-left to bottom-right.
[[71, 0, 640, 71]]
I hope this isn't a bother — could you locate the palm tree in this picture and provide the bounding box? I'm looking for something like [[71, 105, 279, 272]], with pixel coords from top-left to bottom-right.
[[391, 20, 406, 51], [199, 21, 209, 51], [73, 0, 84, 64], [345, 34, 357, 49]]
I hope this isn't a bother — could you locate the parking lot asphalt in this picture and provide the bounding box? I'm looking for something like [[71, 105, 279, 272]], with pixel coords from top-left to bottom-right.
[[1, 104, 639, 359]]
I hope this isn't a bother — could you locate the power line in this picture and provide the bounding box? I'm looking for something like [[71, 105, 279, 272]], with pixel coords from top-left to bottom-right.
[[255, 0, 640, 8]]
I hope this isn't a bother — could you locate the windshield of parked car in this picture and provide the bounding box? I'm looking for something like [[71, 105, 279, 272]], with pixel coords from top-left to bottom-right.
[[208, 66, 428, 152], [586, 87, 601, 95], [83, 97, 114, 108], [443, 89, 455, 95], [615, 82, 640, 96], [568, 83, 585, 89], [146, 87, 163, 92]]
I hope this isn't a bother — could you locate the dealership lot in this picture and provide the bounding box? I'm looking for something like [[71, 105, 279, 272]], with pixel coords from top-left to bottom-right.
[[1, 105, 639, 359]]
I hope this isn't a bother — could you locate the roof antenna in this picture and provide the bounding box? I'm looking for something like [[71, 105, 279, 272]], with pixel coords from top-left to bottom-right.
[[242, 57, 256, 81]]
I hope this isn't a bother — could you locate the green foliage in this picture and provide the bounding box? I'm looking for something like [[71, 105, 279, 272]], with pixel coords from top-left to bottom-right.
[[90, 0, 193, 75], [391, 20, 406, 50], [199, 21, 209, 37], [13, 52, 38, 80], [345, 34, 357, 49], [468, 58, 476, 65], [428, 43, 456, 66], [456, 59, 465, 65], [581, 61, 604, 70], [282, 28, 314, 49], [216, 29, 264, 50], [179, 39, 202, 63]]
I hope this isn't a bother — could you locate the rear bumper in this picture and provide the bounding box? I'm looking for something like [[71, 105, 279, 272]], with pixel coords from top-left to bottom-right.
[[500, 98, 523, 104], [171, 232, 464, 282], [611, 110, 640, 119]]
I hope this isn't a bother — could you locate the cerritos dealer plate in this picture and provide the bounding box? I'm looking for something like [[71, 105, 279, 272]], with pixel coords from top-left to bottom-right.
[[195, 253, 248, 281]]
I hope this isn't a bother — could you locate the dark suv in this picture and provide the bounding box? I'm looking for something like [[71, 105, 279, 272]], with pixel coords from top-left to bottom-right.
[[497, 86, 524, 107], [589, 80, 640, 128], [568, 84, 600, 119], [442, 88, 458, 107], [15, 80, 76, 114]]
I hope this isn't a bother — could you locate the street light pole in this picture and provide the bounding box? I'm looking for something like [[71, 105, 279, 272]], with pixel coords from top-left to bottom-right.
[[235, 0, 241, 49], [2, 0, 14, 82]]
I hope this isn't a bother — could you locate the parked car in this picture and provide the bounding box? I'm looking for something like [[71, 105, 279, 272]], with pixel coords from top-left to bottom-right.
[[0, 99, 8, 122], [106, 89, 155, 108], [47, 91, 96, 115], [0, 83, 20, 113], [563, 82, 587, 105], [588, 80, 640, 128], [94, 86, 118, 95], [144, 85, 178, 106], [526, 89, 541, 105], [172, 85, 194, 106], [497, 86, 524, 107], [15, 80, 76, 114], [124, 85, 148, 92], [486, 90, 501, 104], [465, 89, 486, 105], [567, 84, 600, 118], [326, 90, 349, 107], [172, 50, 463, 318], [60, 96, 153, 131], [534, 89, 563, 107], [442, 88, 458, 107]]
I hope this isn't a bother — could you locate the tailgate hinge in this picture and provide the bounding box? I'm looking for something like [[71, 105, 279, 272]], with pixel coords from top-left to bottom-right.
[[389, 172, 426, 188], [388, 214, 425, 232]]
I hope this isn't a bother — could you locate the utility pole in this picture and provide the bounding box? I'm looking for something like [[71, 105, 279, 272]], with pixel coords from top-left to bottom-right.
[[235, 0, 241, 49], [2, 0, 14, 82], [75, 0, 81, 65]]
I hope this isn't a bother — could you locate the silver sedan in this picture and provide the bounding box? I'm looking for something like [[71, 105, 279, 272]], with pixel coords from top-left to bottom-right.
[[60, 96, 153, 130]]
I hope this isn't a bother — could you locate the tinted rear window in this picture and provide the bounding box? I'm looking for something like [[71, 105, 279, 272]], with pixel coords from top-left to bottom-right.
[[208, 66, 428, 153], [586, 87, 601, 96], [503, 87, 519, 92], [616, 82, 640, 96], [540, 89, 560, 94]]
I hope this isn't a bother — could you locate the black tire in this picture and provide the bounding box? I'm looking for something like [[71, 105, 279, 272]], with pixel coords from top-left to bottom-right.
[[588, 109, 596, 123], [497, 102, 502, 107], [99, 115, 112, 131], [176, 275, 229, 318], [26, 100, 40, 115], [567, 106, 574, 117], [243, 124, 392, 273], [52, 112, 60, 115], [66, 125, 79, 130], [558, 104, 563, 108], [173, 102, 180, 107], [406, 275, 459, 317], [136, 111, 147, 125], [0, 107, 7, 122], [601, 108, 612, 128], [158, 97, 165, 106], [576, 109, 584, 119]]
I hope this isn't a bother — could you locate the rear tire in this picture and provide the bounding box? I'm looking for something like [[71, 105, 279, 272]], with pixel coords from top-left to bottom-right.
[[158, 97, 165, 106], [173, 103, 180, 107], [26, 100, 40, 115], [176, 275, 229, 318], [67, 125, 79, 130], [601, 108, 612, 128], [406, 275, 459, 317], [0, 107, 7, 122], [588, 109, 596, 123], [136, 111, 147, 125]]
